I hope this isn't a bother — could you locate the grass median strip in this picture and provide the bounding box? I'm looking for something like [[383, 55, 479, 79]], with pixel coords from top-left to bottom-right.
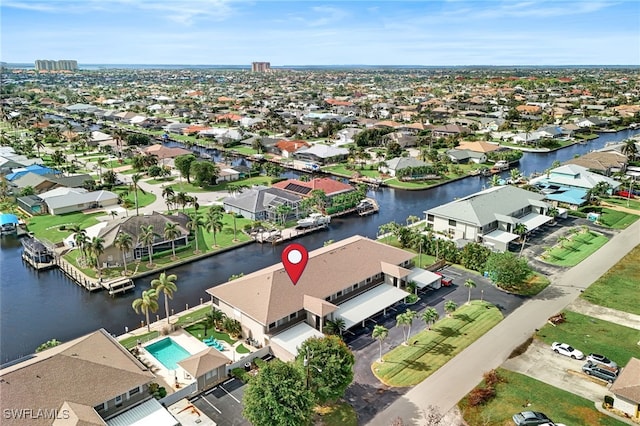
[[543, 230, 608, 267], [372, 301, 502, 387]]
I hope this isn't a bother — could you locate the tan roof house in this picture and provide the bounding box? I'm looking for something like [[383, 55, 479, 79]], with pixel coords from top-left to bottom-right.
[[0, 329, 158, 426], [610, 358, 640, 420], [206, 235, 413, 360]]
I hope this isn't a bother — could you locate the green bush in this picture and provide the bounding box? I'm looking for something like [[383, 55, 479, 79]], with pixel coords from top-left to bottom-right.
[[254, 358, 267, 369], [406, 294, 419, 304], [604, 395, 614, 406], [568, 210, 587, 218], [231, 367, 252, 383]]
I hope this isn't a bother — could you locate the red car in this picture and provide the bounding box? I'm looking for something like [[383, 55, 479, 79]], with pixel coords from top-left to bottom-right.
[[616, 190, 635, 199], [435, 272, 453, 286]]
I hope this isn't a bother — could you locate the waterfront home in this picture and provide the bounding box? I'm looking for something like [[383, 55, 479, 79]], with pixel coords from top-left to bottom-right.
[[424, 185, 553, 252], [563, 151, 628, 176], [272, 177, 355, 200], [4, 164, 60, 182], [530, 164, 621, 209], [10, 172, 93, 194], [380, 157, 431, 177], [16, 194, 47, 215], [222, 185, 302, 221], [292, 144, 349, 165], [206, 235, 413, 360], [38, 187, 119, 215], [609, 358, 640, 421], [92, 212, 189, 267], [431, 124, 471, 138], [0, 329, 179, 426], [274, 139, 310, 158]]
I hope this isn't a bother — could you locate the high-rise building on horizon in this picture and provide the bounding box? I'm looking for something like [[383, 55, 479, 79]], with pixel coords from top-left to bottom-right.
[[251, 61, 271, 72], [35, 59, 78, 71]]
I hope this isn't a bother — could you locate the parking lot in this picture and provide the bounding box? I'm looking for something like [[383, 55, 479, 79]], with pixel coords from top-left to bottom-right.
[[190, 378, 249, 426]]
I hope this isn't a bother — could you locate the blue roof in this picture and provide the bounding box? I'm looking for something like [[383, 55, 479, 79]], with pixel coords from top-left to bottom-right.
[[544, 188, 588, 206], [5, 165, 60, 181], [0, 213, 19, 225]]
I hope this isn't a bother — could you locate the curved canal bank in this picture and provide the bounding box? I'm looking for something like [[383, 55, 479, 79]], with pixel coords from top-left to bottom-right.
[[1, 128, 638, 363]]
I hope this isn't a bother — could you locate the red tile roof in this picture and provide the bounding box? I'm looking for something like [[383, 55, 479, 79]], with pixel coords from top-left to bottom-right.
[[275, 140, 310, 153]]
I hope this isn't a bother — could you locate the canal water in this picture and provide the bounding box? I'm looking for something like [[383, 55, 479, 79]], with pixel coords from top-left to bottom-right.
[[1, 129, 638, 363]]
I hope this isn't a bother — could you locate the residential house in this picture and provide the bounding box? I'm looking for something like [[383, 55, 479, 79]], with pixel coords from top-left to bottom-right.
[[609, 358, 640, 420], [5, 164, 60, 182], [563, 151, 628, 176], [92, 212, 189, 267], [292, 144, 349, 165], [274, 139, 310, 158], [222, 186, 302, 221], [11, 172, 93, 194], [446, 141, 501, 164], [272, 178, 354, 200], [424, 185, 553, 252], [16, 194, 47, 215], [0, 328, 175, 426], [206, 236, 413, 360], [530, 164, 621, 209], [38, 187, 119, 215], [575, 117, 607, 129], [380, 157, 430, 177], [0, 147, 44, 175], [431, 124, 471, 138]]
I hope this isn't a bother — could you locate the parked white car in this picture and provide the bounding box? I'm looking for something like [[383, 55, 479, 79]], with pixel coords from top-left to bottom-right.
[[551, 342, 584, 360]]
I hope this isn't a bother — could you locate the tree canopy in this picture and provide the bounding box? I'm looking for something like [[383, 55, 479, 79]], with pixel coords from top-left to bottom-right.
[[296, 336, 355, 404], [174, 154, 197, 183], [484, 251, 532, 290], [191, 160, 219, 187], [243, 359, 314, 426]]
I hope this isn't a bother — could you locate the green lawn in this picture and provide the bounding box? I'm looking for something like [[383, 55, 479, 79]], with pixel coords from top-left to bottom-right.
[[118, 331, 159, 350], [603, 197, 640, 211], [385, 177, 452, 190], [184, 321, 237, 345], [114, 187, 157, 209], [459, 369, 625, 426], [597, 208, 639, 229], [372, 301, 503, 387], [500, 272, 551, 296], [315, 401, 358, 426], [581, 245, 640, 315], [26, 212, 101, 242], [323, 165, 381, 178], [536, 311, 640, 366], [145, 177, 177, 185], [543, 231, 608, 267]]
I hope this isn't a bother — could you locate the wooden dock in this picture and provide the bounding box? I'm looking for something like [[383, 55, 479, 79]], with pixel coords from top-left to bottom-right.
[[56, 257, 103, 292], [103, 276, 135, 296], [254, 223, 329, 245]]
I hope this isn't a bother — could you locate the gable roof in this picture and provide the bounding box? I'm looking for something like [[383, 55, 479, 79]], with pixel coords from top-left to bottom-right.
[[385, 157, 429, 171], [206, 235, 414, 325], [294, 144, 349, 159], [275, 140, 310, 153], [97, 212, 189, 249], [0, 329, 155, 426], [425, 185, 548, 227], [222, 186, 301, 214], [178, 348, 228, 378], [563, 151, 628, 172], [547, 164, 621, 190], [610, 358, 640, 403], [456, 141, 501, 153]]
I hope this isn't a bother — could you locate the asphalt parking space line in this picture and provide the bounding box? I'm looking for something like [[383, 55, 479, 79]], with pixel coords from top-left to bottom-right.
[[220, 384, 241, 403], [201, 395, 222, 414]]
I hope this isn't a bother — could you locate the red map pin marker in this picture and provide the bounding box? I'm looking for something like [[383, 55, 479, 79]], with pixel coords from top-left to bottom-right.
[[282, 243, 309, 285]]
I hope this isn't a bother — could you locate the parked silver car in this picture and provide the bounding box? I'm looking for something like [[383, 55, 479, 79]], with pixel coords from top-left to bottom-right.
[[586, 353, 618, 369], [582, 361, 619, 383]]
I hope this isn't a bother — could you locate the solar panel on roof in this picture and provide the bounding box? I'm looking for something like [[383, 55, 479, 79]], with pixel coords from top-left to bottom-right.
[[284, 183, 312, 195]]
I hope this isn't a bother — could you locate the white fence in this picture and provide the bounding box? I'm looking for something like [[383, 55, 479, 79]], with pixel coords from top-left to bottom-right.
[[160, 382, 198, 407]]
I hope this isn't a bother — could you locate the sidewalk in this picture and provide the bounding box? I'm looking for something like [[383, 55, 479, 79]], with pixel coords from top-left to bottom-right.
[[566, 298, 640, 331]]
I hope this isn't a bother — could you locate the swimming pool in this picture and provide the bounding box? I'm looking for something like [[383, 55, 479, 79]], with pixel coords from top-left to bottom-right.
[[145, 338, 191, 370]]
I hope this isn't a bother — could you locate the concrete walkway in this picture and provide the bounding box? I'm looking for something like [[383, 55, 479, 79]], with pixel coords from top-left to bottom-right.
[[368, 219, 640, 426]]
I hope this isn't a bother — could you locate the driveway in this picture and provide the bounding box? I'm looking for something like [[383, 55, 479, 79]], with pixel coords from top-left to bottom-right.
[[502, 339, 614, 403]]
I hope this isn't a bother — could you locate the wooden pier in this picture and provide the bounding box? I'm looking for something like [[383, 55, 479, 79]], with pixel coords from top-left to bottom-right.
[[55, 257, 103, 292], [103, 276, 135, 296], [254, 223, 329, 245]]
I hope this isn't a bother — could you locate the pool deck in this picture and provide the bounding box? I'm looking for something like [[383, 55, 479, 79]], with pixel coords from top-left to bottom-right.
[[139, 330, 239, 392]]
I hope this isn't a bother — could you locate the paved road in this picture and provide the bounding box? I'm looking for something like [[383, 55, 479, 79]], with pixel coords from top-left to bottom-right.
[[368, 218, 640, 426]]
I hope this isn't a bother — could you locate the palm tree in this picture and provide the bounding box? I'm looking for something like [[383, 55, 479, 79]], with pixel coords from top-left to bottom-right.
[[444, 300, 458, 317], [396, 311, 415, 344], [72, 227, 88, 264], [548, 207, 559, 222], [509, 168, 521, 184], [372, 325, 389, 362], [209, 308, 226, 330], [323, 318, 346, 337], [175, 192, 190, 212], [131, 173, 143, 216], [151, 272, 178, 324], [162, 186, 175, 213], [421, 307, 439, 330], [88, 236, 105, 278], [114, 232, 133, 275], [489, 174, 501, 187], [464, 279, 476, 304], [121, 199, 134, 216], [406, 215, 420, 226], [139, 225, 155, 267], [132, 288, 159, 332], [186, 213, 203, 254], [621, 139, 638, 160], [404, 309, 417, 343], [164, 222, 180, 260], [206, 208, 224, 247], [96, 157, 106, 182], [513, 222, 529, 258]]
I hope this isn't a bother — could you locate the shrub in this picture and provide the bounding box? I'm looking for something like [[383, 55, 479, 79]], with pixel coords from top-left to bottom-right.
[[231, 367, 252, 383], [604, 395, 614, 407], [509, 336, 533, 359], [483, 369, 505, 387], [406, 294, 419, 304], [568, 210, 588, 218], [254, 358, 267, 369], [467, 386, 496, 407], [59, 225, 66, 231]]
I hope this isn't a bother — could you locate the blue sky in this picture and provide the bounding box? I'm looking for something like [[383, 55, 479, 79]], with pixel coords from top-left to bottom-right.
[[1, 1, 639, 66]]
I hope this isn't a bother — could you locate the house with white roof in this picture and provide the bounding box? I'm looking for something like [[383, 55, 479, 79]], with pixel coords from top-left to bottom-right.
[[424, 185, 553, 252], [292, 144, 349, 165], [39, 187, 119, 215]]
